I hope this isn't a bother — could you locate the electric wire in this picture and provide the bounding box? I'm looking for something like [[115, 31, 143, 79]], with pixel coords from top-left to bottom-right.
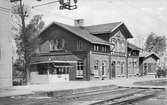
[[32, 0, 59, 8], [32, 7, 75, 21]]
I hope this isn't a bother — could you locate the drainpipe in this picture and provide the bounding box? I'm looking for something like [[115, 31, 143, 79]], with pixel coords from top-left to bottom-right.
[[126, 41, 128, 78], [109, 52, 112, 79]]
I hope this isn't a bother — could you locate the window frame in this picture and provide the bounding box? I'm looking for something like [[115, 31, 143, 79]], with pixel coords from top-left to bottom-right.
[[94, 60, 100, 77], [76, 61, 84, 78], [102, 60, 107, 76], [49, 39, 65, 51]]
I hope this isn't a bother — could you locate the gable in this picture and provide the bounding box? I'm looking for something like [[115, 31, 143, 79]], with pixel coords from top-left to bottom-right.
[[109, 30, 126, 54], [112, 30, 126, 40], [143, 57, 157, 63], [147, 54, 159, 60]]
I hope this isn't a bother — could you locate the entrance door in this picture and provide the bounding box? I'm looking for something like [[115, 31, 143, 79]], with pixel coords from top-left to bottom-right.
[[111, 61, 116, 78], [121, 62, 124, 75], [143, 63, 147, 75]]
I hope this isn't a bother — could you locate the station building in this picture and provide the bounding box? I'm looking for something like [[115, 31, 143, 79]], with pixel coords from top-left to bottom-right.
[[29, 20, 140, 84]]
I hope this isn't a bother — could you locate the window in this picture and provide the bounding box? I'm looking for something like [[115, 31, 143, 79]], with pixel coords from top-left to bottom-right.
[[38, 65, 47, 75], [121, 62, 124, 74], [77, 40, 82, 50], [102, 46, 107, 52], [102, 60, 107, 76], [76, 61, 84, 78], [50, 39, 65, 51], [102, 46, 104, 52], [93, 45, 99, 51], [117, 39, 121, 51], [94, 60, 99, 77], [38, 70, 47, 75]]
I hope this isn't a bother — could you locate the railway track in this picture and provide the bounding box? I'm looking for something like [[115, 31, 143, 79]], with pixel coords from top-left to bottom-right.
[[89, 89, 157, 105], [0, 87, 159, 105]]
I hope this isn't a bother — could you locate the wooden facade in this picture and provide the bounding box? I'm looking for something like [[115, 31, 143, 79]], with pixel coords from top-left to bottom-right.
[[29, 21, 138, 84], [139, 53, 159, 75]]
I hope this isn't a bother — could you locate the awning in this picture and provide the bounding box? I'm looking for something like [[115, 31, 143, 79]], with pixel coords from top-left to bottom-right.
[[30, 54, 81, 64], [53, 63, 74, 68]]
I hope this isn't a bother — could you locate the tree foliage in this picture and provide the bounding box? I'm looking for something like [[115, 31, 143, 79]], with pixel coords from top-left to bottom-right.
[[145, 32, 166, 56], [15, 14, 45, 63], [12, 4, 45, 83]]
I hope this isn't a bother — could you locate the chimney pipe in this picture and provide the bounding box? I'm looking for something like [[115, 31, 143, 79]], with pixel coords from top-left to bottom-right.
[[74, 19, 84, 27]]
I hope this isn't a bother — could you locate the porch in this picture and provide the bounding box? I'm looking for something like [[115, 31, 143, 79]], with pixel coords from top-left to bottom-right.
[[30, 53, 81, 84]]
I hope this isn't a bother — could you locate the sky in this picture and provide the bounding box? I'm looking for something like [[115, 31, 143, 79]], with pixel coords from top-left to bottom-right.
[[22, 0, 167, 47]]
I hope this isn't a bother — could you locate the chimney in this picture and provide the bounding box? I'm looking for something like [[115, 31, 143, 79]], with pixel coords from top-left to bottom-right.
[[74, 19, 84, 27]]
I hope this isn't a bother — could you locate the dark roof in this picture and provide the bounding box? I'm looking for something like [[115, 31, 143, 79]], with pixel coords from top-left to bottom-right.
[[56, 22, 112, 45], [85, 22, 133, 38], [128, 42, 142, 50], [85, 22, 122, 34], [147, 53, 159, 60], [39, 21, 133, 45], [40, 22, 110, 45], [140, 52, 160, 60]]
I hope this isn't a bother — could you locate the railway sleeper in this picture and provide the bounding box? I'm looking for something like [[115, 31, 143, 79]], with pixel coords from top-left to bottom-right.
[[90, 90, 157, 105]]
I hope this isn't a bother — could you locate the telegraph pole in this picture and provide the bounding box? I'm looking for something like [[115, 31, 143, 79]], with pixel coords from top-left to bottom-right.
[[10, 0, 28, 84]]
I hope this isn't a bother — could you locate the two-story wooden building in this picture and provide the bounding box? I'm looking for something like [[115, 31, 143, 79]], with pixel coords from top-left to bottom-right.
[[30, 20, 134, 84]]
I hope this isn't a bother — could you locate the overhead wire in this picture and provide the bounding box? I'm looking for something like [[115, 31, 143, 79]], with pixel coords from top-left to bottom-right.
[[0, 6, 10, 13], [32, 7, 75, 21], [32, 0, 59, 8]]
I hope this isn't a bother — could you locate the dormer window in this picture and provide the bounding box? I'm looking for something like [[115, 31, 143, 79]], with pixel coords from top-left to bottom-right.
[[49, 39, 65, 51]]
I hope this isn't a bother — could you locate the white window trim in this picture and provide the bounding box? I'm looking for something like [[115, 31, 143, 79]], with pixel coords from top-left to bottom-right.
[[76, 61, 84, 78], [94, 60, 100, 77], [102, 60, 107, 76]]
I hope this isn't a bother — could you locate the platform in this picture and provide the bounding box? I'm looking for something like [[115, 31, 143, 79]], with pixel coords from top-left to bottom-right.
[[0, 75, 166, 98]]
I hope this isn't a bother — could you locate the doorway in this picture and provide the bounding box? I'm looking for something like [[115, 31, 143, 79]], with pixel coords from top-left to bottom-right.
[[111, 61, 116, 78]]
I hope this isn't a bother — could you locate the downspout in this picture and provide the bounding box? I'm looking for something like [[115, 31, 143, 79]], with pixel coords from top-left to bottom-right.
[[109, 51, 112, 79], [126, 40, 128, 78]]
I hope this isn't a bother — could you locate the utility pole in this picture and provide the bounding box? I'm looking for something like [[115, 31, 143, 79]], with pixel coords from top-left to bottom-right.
[[10, 0, 28, 84], [10, 0, 78, 85]]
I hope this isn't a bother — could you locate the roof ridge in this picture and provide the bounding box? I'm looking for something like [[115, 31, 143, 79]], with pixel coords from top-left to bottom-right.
[[85, 21, 122, 27]]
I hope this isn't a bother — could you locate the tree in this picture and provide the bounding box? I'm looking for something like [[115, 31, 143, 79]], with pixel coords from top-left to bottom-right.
[[145, 32, 166, 56], [12, 3, 45, 84]]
